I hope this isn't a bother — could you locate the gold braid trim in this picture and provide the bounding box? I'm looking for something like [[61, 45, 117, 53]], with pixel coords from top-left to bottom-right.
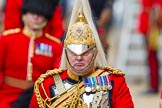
[[63, 84, 88, 108], [45, 33, 61, 44], [2, 28, 21, 36], [103, 66, 125, 76], [50, 69, 106, 108], [34, 69, 63, 108]]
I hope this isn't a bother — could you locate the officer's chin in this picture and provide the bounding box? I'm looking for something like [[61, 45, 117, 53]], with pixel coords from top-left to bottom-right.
[[71, 66, 93, 77]]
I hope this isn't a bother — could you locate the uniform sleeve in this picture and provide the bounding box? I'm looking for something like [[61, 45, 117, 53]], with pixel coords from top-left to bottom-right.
[[4, 0, 23, 30], [138, 10, 150, 35], [0, 36, 6, 86], [111, 75, 134, 108], [137, 0, 154, 35], [52, 42, 63, 68], [29, 94, 39, 108]]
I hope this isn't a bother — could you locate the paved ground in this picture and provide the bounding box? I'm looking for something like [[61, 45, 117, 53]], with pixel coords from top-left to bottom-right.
[[128, 80, 161, 108]]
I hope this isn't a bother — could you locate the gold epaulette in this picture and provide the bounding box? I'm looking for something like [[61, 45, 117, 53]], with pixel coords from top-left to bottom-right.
[[45, 33, 61, 43], [34, 69, 63, 108], [103, 66, 125, 76], [35, 69, 63, 85], [2, 28, 21, 36]]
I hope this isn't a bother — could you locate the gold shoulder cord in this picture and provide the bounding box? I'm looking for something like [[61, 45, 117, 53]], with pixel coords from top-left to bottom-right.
[[104, 66, 125, 76], [34, 69, 63, 108], [45, 33, 61, 43], [2, 28, 21, 36]]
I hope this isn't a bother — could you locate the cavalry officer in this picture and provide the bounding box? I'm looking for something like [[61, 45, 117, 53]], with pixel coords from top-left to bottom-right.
[[30, 0, 134, 107]]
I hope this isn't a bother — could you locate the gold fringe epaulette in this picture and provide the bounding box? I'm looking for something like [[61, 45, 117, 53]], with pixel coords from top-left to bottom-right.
[[2, 28, 21, 36], [45, 33, 61, 43], [34, 69, 63, 108], [103, 66, 125, 76], [35, 69, 63, 84]]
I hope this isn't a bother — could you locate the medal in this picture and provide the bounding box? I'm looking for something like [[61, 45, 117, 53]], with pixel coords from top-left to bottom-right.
[[84, 78, 91, 94], [85, 86, 91, 93], [91, 86, 96, 92], [102, 76, 108, 91], [105, 75, 112, 90], [108, 84, 112, 90], [90, 77, 96, 93], [35, 43, 52, 56], [96, 76, 101, 91], [96, 85, 101, 91]]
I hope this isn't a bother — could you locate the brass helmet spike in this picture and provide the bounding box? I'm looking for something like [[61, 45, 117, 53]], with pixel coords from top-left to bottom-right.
[[77, 13, 86, 22]]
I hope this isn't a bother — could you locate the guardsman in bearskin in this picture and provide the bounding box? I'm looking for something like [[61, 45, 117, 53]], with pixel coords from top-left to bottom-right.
[[4, 0, 64, 39], [0, 0, 62, 108], [29, 0, 134, 108], [138, 0, 161, 94]]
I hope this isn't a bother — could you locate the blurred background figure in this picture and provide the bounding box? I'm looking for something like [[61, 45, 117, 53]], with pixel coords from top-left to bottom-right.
[[0, 0, 63, 107], [89, 0, 115, 55], [0, 0, 5, 34], [61, 0, 115, 55], [138, 0, 162, 94], [4, 0, 64, 39], [60, 0, 75, 29]]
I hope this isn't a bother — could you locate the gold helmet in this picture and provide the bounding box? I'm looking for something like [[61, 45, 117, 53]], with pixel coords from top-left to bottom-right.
[[64, 12, 96, 55]]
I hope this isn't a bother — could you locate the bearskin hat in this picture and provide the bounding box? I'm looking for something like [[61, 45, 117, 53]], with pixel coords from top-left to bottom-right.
[[21, 0, 59, 19]]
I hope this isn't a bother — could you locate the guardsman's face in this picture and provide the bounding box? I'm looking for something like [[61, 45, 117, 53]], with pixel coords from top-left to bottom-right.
[[23, 12, 47, 30], [66, 48, 94, 71], [26, 12, 46, 25]]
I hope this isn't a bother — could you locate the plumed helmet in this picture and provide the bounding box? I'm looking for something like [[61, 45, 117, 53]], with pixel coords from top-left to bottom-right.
[[60, 0, 108, 70], [21, 0, 59, 19]]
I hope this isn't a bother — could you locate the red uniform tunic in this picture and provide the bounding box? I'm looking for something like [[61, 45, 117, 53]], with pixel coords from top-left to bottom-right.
[[0, 28, 63, 108], [4, 0, 64, 39], [138, 0, 162, 34], [29, 67, 134, 108]]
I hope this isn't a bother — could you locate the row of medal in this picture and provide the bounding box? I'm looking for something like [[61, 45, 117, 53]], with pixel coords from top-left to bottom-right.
[[83, 75, 112, 93], [35, 43, 53, 57]]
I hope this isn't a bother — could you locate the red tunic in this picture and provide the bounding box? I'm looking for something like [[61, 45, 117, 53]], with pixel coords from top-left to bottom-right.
[[138, 0, 162, 35], [29, 68, 134, 108], [0, 29, 63, 108], [4, 0, 64, 38]]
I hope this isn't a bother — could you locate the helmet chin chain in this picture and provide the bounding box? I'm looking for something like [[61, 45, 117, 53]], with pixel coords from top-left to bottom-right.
[[66, 49, 97, 76]]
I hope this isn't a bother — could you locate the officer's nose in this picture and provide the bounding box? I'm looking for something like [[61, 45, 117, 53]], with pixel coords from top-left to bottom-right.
[[76, 55, 83, 61]]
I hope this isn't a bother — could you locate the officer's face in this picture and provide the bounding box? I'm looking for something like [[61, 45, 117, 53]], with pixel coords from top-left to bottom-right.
[[66, 48, 94, 71], [23, 12, 47, 30]]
